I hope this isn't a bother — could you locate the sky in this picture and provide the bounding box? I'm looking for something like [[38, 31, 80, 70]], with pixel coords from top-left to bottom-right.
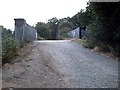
[[0, 0, 88, 31]]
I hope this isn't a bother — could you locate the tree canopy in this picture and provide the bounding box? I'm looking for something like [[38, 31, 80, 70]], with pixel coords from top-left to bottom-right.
[[70, 2, 120, 56]]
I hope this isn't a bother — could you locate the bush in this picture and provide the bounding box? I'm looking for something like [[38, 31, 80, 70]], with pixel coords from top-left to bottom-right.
[[84, 40, 95, 49], [58, 33, 69, 40], [108, 44, 120, 57], [2, 36, 20, 64], [97, 42, 110, 52]]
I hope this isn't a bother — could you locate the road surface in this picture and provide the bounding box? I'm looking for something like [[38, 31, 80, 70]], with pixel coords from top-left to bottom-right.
[[2, 40, 118, 88]]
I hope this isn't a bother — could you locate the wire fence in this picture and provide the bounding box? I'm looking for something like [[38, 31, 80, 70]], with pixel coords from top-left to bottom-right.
[[67, 27, 91, 39]]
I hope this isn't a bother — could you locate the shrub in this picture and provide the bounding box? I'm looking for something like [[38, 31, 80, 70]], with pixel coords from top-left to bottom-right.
[[84, 40, 95, 49], [108, 44, 120, 57], [97, 42, 110, 52], [2, 36, 20, 64]]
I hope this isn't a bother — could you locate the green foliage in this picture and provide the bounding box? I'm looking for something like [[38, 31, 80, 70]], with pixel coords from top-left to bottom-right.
[[58, 32, 69, 40], [70, 2, 120, 57], [2, 37, 20, 63], [57, 17, 73, 39], [84, 40, 95, 49], [69, 9, 93, 28], [35, 22, 50, 39], [2, 27, 13, 39], [48, 17, 59, 40], [87, 2, 120, 56], [35, 17, 73, 40], [35, 17, 59, 40], [2, 27, 20, 64]]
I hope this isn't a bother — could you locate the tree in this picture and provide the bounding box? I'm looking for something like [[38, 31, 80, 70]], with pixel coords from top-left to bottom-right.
[[35, 22, 50, 39], [47, 17, 59, 40], [2, 26, 20, 64], [86, 2, 120, 55], [57, 17, 74, 39], [69, 2, 120, 56]]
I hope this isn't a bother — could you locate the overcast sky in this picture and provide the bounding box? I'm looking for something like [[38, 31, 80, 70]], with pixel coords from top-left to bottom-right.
[[0, 0, 88, 31]]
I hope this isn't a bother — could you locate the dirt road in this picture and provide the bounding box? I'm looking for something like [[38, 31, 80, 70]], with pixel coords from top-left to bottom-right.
[[2, 40, 118, 88]]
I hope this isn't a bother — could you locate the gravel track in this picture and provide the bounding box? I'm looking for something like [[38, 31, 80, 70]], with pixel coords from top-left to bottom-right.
[[2, 40, 118, 88]]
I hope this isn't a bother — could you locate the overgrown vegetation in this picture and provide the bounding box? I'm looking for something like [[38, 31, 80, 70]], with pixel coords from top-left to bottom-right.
[[2, 26, 20, 64], [35, 22, 50, 40], [33, 2, 120, 58], [70, 2, 120, 57], [35, 17, 73, 40]]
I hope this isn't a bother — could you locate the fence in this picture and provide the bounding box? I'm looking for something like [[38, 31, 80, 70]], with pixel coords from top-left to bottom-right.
[[68, 27, 80, 38], [14, 19, 37, 43], [67, 27, 91, 39]]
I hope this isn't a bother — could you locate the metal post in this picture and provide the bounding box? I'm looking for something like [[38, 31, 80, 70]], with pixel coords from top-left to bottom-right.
[[79, 27, 82, 39]]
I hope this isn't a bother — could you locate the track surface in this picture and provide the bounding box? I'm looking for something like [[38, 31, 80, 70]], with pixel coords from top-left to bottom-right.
[[2, 40, 118, 88]]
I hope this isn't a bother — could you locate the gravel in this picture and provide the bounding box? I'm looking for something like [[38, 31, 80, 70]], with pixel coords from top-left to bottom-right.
[[2, 40, 118, 88]]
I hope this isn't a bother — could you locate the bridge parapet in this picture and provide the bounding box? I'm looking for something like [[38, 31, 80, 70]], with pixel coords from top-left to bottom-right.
[[14, 18, 37, 43]]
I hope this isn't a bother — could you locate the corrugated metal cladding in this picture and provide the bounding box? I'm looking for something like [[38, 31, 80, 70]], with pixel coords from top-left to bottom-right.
[[14, 18, 37, 43], [68, 27, 91, 39]]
